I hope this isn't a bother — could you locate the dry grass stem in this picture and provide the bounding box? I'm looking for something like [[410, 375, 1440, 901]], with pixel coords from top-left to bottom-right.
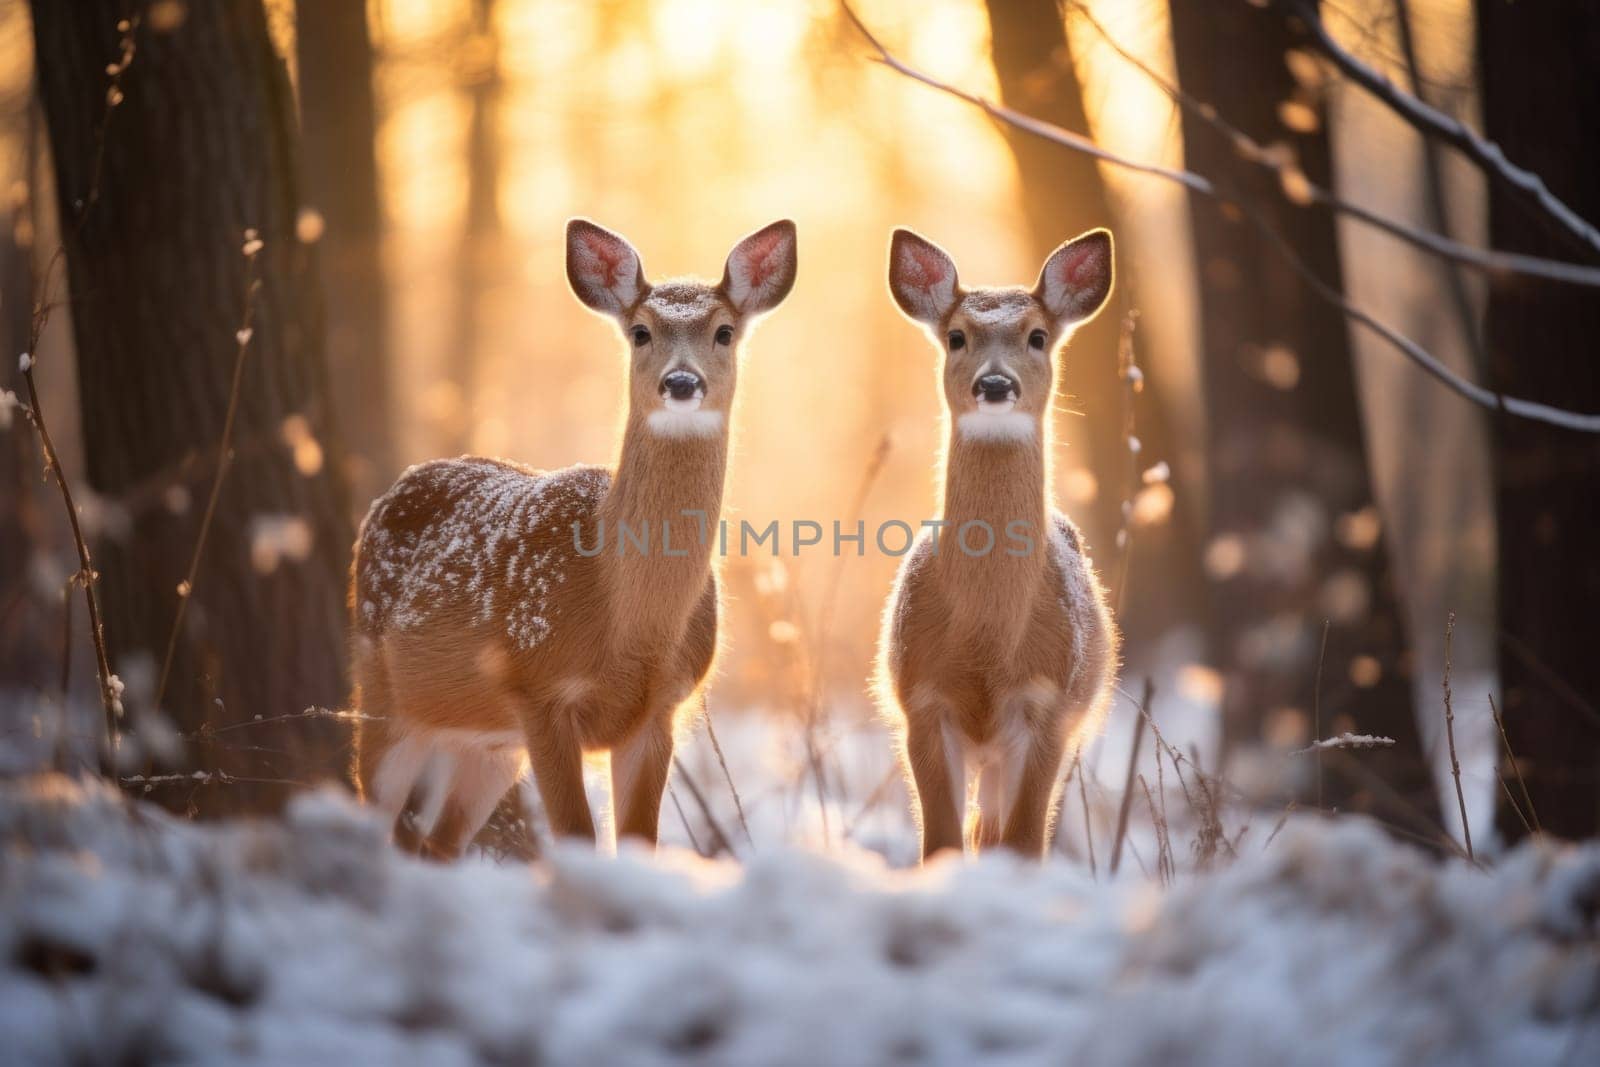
[[1441, 612, 1474, 861], [700, 698, 752, 845], [1489, 693, 1540, 835], [1109, 679, 1151, 875], [672, 756, 737, 858], [1074, 751, 1096, 878]]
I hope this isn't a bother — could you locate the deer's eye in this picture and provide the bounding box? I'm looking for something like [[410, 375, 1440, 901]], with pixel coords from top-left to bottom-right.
[[948, 330, 966, 351], [715, 325, 734, 346], [631, 325, 651, 347], [1029, 329, 1048, 351]]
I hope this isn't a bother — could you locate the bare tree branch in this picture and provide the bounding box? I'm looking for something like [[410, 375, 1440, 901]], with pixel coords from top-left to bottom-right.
[[1289, 0, 1600, 260], [1235, 194, 1600, 431], [1062, 0, 1600, 289], [838, 1, 1600, 433]]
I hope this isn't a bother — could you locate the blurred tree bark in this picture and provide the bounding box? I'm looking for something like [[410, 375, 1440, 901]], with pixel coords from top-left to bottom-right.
[[0, 137, 54, 691], [446, 0, 502, 456], [1478, 0, 1600, 842], [30, 0, 353, 812], [983, 0, 1205, 656], [1169, 1, 1439, 832], [295, 0, 395, 508]]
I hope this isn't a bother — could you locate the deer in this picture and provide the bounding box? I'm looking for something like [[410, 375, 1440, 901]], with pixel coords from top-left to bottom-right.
[[876, 226, 1120, 861], [348, 218, 797, 859]]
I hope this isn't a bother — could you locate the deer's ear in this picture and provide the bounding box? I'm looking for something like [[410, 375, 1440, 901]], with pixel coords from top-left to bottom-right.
[[721, 220, 798, 315], [1035, 228, 1112, 325], [888, 229, 959, 325], [566, 218, 647, 316]]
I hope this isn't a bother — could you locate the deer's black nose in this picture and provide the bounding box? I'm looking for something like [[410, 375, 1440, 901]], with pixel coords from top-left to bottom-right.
[[661, 370, 704, 402], [974, 374, 1019, 403]]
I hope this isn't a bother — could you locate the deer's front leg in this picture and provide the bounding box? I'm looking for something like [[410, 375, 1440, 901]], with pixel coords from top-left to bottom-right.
[[610, 710, 675, 845], [524, 706, 596, 844], [903, 697, 966, 860]]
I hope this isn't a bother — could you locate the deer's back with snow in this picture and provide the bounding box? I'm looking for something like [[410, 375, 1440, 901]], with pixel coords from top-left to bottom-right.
[[349, 218, 797, 857]]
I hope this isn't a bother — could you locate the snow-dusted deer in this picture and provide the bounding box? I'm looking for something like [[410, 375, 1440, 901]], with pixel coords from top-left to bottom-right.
[[877, 227, 1119, 861], [349, 218, 797, 857]]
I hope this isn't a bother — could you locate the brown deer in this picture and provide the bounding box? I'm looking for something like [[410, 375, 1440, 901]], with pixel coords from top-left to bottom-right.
[[349, 218, 797, 857], [877, 227, 1120, 861]]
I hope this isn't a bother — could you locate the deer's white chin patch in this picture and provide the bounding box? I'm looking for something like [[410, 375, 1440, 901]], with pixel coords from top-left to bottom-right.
[[958, 410, 1037, 442], [647, 408, 726, 438]]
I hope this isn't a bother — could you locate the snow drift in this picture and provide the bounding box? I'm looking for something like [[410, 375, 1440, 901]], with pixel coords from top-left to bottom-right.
[[0, 775, 1595, 1065]]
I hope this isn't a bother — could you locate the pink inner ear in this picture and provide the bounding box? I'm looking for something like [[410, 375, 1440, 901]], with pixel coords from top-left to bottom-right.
[[738, 230, 785, 291], [580, 232, 627, 288], [901, 243, 949, 292], [1057, 242, 1100, 289]]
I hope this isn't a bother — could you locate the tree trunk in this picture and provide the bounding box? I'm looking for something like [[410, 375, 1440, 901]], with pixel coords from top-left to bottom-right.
[[295, 0, 394, 508], [30, 0, 354, 813], [1478, 0, 1600, 842], [1169, 1, 1438, 832], [445, 0, 501, 456], [984, 0, 1205, 657]]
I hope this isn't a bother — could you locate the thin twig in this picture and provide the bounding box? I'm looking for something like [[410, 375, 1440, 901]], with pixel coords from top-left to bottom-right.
[[1289, 0, 1600, 259], [1441, 612, 1473, 861], [671, 756, 736, 858], [20, 369, 119, 769], [667, 784, 708, 858], [1263, 801, 1298, 850], [1074, 750, 1096, 879], [1313, 619, 1329, 811], [155, 234, 263, 714], [799, 434, 891, 846], [1489, 693, 1540, 835], [20, 16, 141, 773], [700, 697, 752, 845], [1152, 743, 1173, 875], [838, 1, 1600, 433], [197, 705, 380, 737], [812, 431, 892, 662], [1108, 678, 1150, 876], [1185, 741, 1232, 865], [1496, 776, 1535, 841], [1138, 773, 1171, 885]]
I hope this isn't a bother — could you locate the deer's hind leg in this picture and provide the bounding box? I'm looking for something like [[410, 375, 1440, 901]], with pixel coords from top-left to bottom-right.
[[353, 642, 431, 834], [974, 742, 1025, 851], [1001, 708, 1070, 859], [423, 742, 526, 861], [610, 710, 675, 846]]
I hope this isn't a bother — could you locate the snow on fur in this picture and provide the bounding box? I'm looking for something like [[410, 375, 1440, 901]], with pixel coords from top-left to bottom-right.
[[1, 775, 1596, 1066], [355, 457, 608, 650]]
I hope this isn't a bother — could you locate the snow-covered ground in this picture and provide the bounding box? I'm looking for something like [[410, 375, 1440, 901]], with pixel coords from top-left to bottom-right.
[[1, 774, 1596, 1066]]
